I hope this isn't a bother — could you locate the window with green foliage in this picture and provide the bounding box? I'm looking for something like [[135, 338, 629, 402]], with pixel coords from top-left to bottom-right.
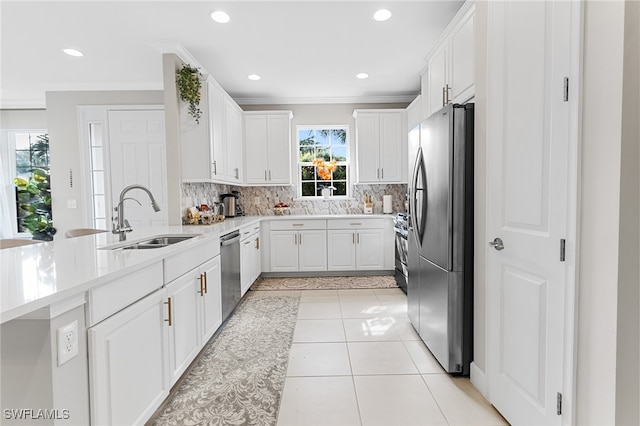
[[298, 127, 348, 198]]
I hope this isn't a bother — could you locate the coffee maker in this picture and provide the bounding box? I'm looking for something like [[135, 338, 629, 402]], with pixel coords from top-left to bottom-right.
[[220, 191, 244, 217]]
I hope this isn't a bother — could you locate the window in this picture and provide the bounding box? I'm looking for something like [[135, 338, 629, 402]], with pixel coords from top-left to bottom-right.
[[0, 130, 50, 238], [298, 126, 348, 198]]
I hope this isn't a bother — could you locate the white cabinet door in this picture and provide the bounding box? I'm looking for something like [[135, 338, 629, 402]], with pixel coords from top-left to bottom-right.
[[270, 231, 299, 272], [427, 45, 448, 117], [355, 229, 385, 270], [224, 98, 243, 183], [266, 114, 292, 184], [379, 112, 403, 182], [244, 115, 269, 184], [355, 113, 380, 183], [450, 10, 475, 102], [354, 110, 406, 184], [244, 113, 292, 184], [89, 289, 169, 426], [166, 272, 201, 385], [298, 230, 327, 272], [209, 82, 226, 180], [200, 256, 222, 343], [327, 230, 356, 271], [240, 236, 254, 295]]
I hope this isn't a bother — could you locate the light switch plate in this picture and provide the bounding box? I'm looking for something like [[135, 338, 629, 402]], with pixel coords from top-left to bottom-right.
[[67, 199, 77, 209]]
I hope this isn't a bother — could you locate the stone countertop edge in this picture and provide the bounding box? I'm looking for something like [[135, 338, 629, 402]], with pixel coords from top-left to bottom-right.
[[0, 214, 396, 324]]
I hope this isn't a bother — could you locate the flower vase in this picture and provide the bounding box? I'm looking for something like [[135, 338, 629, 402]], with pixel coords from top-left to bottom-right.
[[321, 187, 331, 199]]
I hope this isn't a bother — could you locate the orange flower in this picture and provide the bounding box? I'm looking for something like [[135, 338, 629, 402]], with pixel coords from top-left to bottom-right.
[[313, 158, 337, 180]]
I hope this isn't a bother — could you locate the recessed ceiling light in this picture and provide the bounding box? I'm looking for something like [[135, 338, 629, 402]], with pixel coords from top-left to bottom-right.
[[356, 73, 369, 79], [63, 48, 83, 57], [210, 11, 230, 23], [373, 9, 392, 22], [248, 74, 261, 81]]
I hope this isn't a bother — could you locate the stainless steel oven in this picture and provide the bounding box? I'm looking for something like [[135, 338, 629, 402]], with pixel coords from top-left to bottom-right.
[[394, 213, 408, 294]]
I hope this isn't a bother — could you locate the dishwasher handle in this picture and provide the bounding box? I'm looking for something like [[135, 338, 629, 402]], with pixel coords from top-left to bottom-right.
[[220, 231, 240, 246]]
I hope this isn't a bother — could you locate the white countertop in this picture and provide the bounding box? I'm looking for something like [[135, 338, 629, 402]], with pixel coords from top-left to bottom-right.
[[0, 214, 394, 324]]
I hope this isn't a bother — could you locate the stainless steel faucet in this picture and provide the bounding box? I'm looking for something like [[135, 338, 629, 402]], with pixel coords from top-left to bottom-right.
[[112, 184, 161, 241]]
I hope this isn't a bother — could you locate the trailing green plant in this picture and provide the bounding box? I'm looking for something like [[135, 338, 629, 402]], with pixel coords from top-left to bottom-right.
[[13, 134, 56, 241], [176, 64, 203, 124]]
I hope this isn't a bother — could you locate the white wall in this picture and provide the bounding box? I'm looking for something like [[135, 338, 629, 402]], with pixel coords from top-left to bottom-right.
[[577, 1, 640, 424], [46, 91, 163, 238], [615, 1, 640, 424]]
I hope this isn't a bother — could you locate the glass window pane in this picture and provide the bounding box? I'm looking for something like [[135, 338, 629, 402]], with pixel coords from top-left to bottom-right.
[[301, 182, 316, 197], [301, 166, 315, 181], [300, 146, 314, 162], [332, 145, 347, 161], [333, 165, 347, 180], [15, 151, 31, 168], [94, 195, 105, 218], [317, 130, 330, 146], [333, 182, 347, 196], [92, 147, 104, 170], [299, 129, 315, 146], [14, 133, 31, 150], [89, 123, 103, 147], [92, 171, 105, 194], [331, 129, 347, 145]]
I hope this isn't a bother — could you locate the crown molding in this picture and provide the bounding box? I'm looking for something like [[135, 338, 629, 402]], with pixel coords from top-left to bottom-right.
[[235, 94, 416, 106]]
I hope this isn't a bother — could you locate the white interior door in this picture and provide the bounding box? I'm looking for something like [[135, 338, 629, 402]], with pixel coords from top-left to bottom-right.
[[108, 110, 168, 228], [486, 2, 575, 425]]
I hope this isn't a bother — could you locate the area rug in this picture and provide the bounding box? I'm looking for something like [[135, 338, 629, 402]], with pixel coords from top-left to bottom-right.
[[149, 292, 300, 426], [250, 275, 398, 291]]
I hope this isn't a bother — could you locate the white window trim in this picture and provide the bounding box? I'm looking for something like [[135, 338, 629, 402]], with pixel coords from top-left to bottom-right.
[[296, 124, 350, 199]]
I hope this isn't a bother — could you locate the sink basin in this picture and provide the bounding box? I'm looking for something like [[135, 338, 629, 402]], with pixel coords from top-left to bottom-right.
[[102, 235, 198, 250]]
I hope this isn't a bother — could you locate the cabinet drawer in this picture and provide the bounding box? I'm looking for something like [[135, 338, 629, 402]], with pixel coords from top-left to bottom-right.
[[327, 218, 385, 230], [87, 262, 164, 327], [240, 223, 261, 241], [269, 219, 326, 230], [164, 238, 220, 283]]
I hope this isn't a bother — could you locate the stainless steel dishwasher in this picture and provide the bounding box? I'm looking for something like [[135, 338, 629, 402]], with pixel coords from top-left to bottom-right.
[[220, 230, 241, 321]]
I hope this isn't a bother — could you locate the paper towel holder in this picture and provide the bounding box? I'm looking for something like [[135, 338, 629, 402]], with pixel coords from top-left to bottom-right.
[[383, 195, 393, 214]]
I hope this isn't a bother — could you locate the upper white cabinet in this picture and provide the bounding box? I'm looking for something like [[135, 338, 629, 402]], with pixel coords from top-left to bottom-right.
[[353, 109, 407, 184], [422, 2, 475, 120], [181, 79, 243, 184], [244, 111, 293, 185]]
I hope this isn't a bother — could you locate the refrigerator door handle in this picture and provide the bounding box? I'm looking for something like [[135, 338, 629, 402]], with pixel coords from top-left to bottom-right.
[[410, 148, 427, 244]]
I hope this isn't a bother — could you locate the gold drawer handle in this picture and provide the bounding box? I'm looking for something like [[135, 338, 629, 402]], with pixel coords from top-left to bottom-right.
[[292, 223, 304, 227], [204, 271, 208, 294], [199, 274, 205, 296], [350, 222, 362, 226]]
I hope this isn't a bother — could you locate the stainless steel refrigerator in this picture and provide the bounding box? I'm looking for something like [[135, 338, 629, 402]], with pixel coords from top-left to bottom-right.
[[407, 103, 473, 375]]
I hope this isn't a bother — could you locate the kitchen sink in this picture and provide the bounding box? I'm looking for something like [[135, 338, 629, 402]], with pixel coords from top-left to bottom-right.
[[102, 234, 198, 250]]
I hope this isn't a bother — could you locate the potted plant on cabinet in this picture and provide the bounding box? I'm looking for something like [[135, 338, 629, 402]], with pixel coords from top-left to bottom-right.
[[176, 64, 203, 124]]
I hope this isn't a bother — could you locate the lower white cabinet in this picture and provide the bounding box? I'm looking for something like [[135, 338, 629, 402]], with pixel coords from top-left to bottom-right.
[[240, 228, 261, 295], [89, 243, 222, 426], [270, 230, 327, 272], [327, 228, 385, 271], [88, 288, 170, 426], [327, 219, 386, 271]]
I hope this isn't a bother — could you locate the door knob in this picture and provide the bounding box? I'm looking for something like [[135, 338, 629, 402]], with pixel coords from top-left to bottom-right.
[[489, 237, 504, 251]]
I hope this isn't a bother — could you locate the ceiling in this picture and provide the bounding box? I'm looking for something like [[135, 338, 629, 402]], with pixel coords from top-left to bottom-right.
[[0, 0, 464, 109]]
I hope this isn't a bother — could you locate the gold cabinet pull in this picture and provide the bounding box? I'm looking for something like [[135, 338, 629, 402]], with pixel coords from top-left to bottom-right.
[[353, 232, 355, 244], [350, 222, 362, 226], [292, 223, 304, 227], [164, 297, 173, 326], [204, 271, 208, 294], [357, 233, 360, 244], [199, 273, 205, 296], [256, 237, 260, 250]]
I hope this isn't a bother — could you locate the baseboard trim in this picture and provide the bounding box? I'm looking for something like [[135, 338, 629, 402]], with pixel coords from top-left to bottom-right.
[[470, 362, 489, 399], [260, 270, 395, 278]]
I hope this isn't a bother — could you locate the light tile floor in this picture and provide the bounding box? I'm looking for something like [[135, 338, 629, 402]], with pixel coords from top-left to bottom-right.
[[274, 288, 509, 426]]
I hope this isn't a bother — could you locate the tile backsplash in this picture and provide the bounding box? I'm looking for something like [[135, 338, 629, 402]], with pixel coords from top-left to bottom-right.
[[182, 183, 407, 217]]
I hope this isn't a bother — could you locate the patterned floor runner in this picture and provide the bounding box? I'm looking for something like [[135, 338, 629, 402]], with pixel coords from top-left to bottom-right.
[[148, 292, 300, 426], [250, 275, 398, 291]]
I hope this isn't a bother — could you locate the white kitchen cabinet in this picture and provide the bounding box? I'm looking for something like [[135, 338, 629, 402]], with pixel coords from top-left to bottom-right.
[[88, 288, 170, 426], [181, 79, 243, 184], [327, 220, 385, 271], [240, 224, 261, 295], [270, 230, 326, 272], [166, 272, 201, 385], [422, 3, 475, 120], [353, 110, 406, 184], [200, 256, 222, 343], [269, 220, 327, 272], [244, 111, 293, 185]]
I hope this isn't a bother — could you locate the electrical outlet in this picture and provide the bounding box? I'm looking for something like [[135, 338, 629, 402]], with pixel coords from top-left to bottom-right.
[[57, 320, 78, 366], [253, 197, 260, 204]]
